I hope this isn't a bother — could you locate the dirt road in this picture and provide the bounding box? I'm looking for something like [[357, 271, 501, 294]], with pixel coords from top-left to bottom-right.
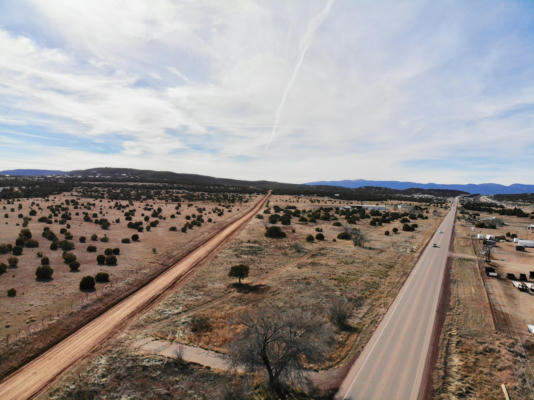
[[0, 193, 270, 400], [336, 199, 457, 400]]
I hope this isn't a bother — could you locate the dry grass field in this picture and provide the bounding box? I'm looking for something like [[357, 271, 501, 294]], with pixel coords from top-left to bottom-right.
[[433, 209, 534, 399], [0, 190, 256, 378], [43, 194, 448, 398]]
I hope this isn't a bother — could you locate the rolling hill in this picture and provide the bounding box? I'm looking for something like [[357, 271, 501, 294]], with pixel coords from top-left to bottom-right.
[[305, 179, 534, 195], [0, 167, 465, 200]]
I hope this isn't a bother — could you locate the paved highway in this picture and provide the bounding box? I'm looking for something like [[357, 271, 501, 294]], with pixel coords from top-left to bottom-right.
[[336, 199, 458, 400], [0, 193, 270, 400]]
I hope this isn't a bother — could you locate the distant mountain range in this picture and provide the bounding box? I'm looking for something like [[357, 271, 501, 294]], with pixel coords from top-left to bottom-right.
[[0, 169, 66, 176], [305, 179, 534, 195]]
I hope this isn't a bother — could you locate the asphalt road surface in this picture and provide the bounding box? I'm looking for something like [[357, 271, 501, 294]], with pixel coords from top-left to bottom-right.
[[0, 193, 270, 400], [336, 199, 458, 400]]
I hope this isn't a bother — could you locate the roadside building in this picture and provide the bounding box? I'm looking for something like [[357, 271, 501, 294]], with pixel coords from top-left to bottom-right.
[[361, 205, 387, 211]]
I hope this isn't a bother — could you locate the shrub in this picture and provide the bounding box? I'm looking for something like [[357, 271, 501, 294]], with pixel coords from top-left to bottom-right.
[[79, 236, 86, 243], [41, 256, 50, 266], [35, 265, 53, 280], [69, 261, 80, 272], [268, 214, 280, 224], [7, 257, 18, 268], [402, 223, 414, 232], [95, 272, 109, 283], [280, 214, 291, 225], [7, 288, 16, 297], [87, 245, 97, 252], [329, 297, 354, 330], [105, 255, 117, 266], [315, 233, 325, 241], [104, 248, 113, 256], [190, 315, 211, 333], [25, 239, 39, 248], [392, 227, 399, 234], [337, 232, 351, 240], [131, 234, 139, 242], [0, 243, 11, 254], [97, 254, 106, 265], [50, 241, 58, 250], [12, 246, 23, 256], [121, 238, 130, 244], [58, 240, 75, 251], [79, 276, 95, 291], [265, 226, 286, 239], [256, 214, 264, 219], [19, 228, 32, 240], [100, 235, 109, 243], [62, 252, 77, 264], [333, 222, 342, 227], [91, 234, 98, 241], [0, 263, 7, 274], [306, 234, 315, 242], [112, 248, 120, 255], [169, 226, 177, 231], [384, 230, 390, 236]]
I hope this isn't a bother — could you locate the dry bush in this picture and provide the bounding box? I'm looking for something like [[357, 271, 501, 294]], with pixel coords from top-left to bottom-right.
[[329, 297, 354, 330], [190, 315, 211, 333]]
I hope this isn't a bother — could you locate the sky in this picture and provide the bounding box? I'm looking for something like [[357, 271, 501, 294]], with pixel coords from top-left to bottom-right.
[[0, 0, 533, 184]]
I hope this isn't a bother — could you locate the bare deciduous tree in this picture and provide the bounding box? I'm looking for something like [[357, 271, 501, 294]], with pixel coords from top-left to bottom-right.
[[228, 305, 333, 393], [345, 227, 366, 248]]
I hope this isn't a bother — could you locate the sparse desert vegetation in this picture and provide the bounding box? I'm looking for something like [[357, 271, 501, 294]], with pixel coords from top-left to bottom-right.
[[0, 184, 256, 379], [43, 194, 446, 398]]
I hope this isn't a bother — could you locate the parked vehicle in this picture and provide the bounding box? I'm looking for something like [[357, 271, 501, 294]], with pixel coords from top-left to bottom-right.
[[485, 266, 496, 275]]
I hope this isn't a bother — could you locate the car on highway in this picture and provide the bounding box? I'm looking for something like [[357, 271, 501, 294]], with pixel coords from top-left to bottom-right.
[[432, 243, 439, 247]]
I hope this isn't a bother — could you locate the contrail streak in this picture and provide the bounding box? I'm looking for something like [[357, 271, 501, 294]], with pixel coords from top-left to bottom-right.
[[266, 0, 335, 149]]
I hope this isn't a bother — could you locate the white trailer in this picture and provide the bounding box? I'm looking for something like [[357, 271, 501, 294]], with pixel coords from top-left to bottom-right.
[[517, 240, 534, 248]]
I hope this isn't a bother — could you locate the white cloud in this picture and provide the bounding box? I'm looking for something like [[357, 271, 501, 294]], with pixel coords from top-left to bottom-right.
[[0, 0, 532, 184]]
